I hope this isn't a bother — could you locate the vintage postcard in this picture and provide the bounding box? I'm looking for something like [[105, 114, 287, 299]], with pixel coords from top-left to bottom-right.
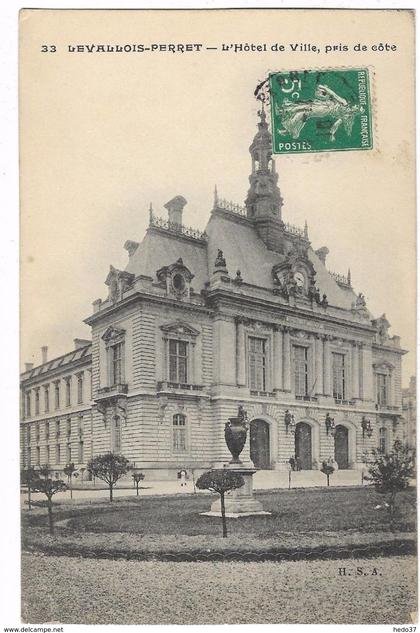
[[18, 7, 416, 627]]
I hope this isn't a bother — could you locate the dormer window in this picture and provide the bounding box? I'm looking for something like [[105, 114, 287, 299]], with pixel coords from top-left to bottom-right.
[[157, 258, 194, 299]]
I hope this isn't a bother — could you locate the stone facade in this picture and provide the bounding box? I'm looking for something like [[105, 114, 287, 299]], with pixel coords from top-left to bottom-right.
[[402, 376, 416, 448], [20, 110, 407, 478]]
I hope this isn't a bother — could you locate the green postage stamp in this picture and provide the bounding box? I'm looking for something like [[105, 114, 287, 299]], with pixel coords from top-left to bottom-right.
[[269, 68, 373, 154]]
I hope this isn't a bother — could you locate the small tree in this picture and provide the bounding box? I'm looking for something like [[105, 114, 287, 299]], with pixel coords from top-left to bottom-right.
[[30, 476, 67, 534], [63, 462, 77, 499], [196, 469, 245, 538], [320, 461, 335, 487], [38, 463, 52, 479], [132, 472, 145, 496], [87, 453, 130, 502], [364, 440, 415, 527], [21, 466, 37, 511]]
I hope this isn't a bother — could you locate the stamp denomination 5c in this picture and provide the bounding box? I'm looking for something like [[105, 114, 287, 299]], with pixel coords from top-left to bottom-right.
[[269, 68, 373, 154]]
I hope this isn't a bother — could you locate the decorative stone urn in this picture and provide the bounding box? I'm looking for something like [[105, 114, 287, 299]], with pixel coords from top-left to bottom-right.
[[202, 405, 270, 518], [224, 405, 248, 464]]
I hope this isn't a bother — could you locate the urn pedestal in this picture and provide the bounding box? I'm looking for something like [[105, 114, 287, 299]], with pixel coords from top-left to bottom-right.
[[206, 464, 270, 517]]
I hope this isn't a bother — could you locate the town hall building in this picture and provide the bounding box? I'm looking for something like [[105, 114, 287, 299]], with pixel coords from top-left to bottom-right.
[[20, 107, 406, 479]]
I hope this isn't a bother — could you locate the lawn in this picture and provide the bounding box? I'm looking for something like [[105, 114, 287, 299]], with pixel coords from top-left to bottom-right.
[[22, 486, 416, 560], [31, 486, 416, 536]]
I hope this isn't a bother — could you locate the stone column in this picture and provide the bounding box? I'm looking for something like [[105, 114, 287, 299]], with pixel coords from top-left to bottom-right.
[[323, 336, 331, 396], [236, 318, 246, 387], [282, 327, 291, 392], [273, 326, 283, 391], [315, 335, 324, 395], [351, 343, 360, 400]]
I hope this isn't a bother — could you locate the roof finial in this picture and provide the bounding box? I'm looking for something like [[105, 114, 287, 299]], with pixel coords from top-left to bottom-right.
[[304, 220, 309, 240], [213, 184, 218, 208], [149, 202, 153, 224], [347, 268, 352, 285]]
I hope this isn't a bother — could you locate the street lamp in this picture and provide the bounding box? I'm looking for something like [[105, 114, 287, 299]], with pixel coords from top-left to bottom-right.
[[361, 416, 373, 439], [325, 412, 335, 436], [284, 410, 296, 434]]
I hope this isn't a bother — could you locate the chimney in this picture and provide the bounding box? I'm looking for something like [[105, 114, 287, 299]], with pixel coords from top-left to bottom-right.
[[315, 246, 329, 264], [164, 195, 187, 226], [93, 298, 102, 313], [41, 346, 48, 364], [25, 363, 34, 372], [74, 338, 90, 350]]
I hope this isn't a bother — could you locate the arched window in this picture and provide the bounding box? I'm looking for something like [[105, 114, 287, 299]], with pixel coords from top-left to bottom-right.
[[379, 427, 387, 454], [172, 414, 187, 453]]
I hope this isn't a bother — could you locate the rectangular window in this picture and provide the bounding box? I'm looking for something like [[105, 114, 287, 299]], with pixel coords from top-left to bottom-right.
[[66, 443, 71, 462], [332, 353, 346, 400], [44, 385, 50, 413], [293, 345, 308, 396], [35, 389, 40, 415], [27, 447, 31, 466], [169, 340, 188, 384], [66, 418, 72, 438], [249, 337, 267, 391], [78, 416, 84, 437], [111, 343, 123, 385], [78, 441, 84, 463], [54, 381, 60, 410], [46, 445, 50, 464], [77, 373, 84, 404], [376, 374, 388, 405], [56, 420, 61, 438], [379, 427, 387, 454], [26, 392, 31, 417], [45, 421, 50, 440], [36, 446, 40, 466], [65, 378, 71, 407], [112, 418, 121, 453], [56, 444, 61, 464], [172, 414, 187, 452], [35, 423, 40, 443], [27, 425, 31, 444]]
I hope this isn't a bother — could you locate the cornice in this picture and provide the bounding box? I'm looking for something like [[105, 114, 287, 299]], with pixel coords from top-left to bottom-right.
[[84, 290, 214, 326], [206, 288, 377, 336]]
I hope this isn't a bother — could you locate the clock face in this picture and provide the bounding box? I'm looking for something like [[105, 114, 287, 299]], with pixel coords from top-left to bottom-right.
[[294, 271, 305, 287]]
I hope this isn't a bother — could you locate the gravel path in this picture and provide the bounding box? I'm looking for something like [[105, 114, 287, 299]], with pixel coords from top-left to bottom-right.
[[22, 553, 416, 624]]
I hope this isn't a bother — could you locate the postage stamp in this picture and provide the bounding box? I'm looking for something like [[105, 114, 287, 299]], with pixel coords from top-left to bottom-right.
[[269, 68, 373, 154]]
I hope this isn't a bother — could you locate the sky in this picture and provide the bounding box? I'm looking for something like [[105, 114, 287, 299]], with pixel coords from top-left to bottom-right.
[[20, 8, 416, 383]]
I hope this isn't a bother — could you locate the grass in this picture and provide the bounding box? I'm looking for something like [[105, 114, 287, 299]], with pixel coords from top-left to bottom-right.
[[22, 486, 416, 560], [22, 552, 417, 624], [26, 485, 416, 536]]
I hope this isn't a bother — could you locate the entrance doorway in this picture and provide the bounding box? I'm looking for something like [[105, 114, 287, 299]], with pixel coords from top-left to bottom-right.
[[250, 419, 270, 469], [295, 422, 312, 470], [334, 425, 349, 469]]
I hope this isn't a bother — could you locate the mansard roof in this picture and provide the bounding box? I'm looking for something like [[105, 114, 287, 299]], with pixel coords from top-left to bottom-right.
[[21, 342, 92, 382]]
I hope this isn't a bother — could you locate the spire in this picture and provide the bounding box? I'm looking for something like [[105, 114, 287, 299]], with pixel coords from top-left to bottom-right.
[[304, 220, 309, 240], [347, 268, 352, 285], [245, 107, 283, 221], [149, 202, 153, 224], [213, 184, 218, 208]]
